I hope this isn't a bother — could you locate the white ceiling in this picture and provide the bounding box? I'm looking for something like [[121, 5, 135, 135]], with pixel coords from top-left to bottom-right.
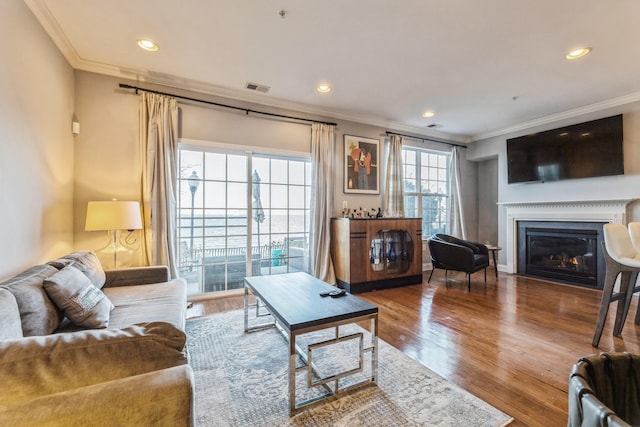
[[25, 0, 640, 143]]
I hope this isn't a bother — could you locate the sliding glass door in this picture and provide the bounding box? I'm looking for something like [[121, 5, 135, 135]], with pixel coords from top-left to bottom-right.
[[177, 147, 310, 295]]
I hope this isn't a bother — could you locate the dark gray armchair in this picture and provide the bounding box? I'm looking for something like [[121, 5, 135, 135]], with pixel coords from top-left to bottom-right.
[[427, 233, 489, 290], [568, 352, 640, 427]]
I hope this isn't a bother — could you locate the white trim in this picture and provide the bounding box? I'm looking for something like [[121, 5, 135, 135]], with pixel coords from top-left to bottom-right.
[[499, 199, 636, 274]]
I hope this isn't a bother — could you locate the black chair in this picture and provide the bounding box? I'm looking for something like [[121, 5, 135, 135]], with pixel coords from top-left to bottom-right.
[[568, 352, 640, 427], [427, 233, 489, 291]]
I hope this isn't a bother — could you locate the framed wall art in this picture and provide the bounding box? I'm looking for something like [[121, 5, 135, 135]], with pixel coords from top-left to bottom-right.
[[344, 134, 379, 194]]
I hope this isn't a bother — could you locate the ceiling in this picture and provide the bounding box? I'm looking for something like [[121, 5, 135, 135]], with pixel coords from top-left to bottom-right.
[[25, 0, 640, 143]]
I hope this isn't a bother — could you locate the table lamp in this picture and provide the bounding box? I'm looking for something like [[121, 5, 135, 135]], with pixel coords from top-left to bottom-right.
[[85, 200, 143, 268]]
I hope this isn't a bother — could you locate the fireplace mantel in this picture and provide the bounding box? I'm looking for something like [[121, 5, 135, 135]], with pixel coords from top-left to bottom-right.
[[498, 199, 637, 274]]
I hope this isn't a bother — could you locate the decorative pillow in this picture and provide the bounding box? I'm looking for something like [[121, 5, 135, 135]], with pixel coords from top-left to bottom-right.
[[0, 264, 63, 336], [0, 288, 23, 340], [48, 251, 106, 289], [43, 266, 113, 329]]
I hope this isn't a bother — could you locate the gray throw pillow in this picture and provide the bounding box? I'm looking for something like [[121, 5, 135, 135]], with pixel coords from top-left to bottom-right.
[[0, 264, 63, 336], [48, 251, 106, 289], [0, 288, 23, 340], [43, 266, 113, 329]]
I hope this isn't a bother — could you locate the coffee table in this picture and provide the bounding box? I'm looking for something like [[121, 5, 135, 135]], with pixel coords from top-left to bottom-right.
[[244, 272, 378, 415]]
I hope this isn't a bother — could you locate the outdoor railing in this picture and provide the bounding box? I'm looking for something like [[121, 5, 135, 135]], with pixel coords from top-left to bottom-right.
[[192, 242, 287, 260], [179, 241, 299, 265]]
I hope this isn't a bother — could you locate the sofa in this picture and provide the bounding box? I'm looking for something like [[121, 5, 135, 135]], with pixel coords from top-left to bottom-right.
[[0, 251, 194, 426]]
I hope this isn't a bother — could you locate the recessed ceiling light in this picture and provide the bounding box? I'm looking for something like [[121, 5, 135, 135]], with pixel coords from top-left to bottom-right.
[[317, 84, 331, 93], [566, 47, 591, 60], [422, 111, 435, 118], [137, 39, 159, 52]]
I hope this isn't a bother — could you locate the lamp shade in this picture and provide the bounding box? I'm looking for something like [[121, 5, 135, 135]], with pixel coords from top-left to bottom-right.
[[85, 201, 143, 231]]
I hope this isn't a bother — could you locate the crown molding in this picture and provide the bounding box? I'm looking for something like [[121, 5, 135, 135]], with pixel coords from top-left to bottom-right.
[[24, 0, 470, 145], [471, 92, 640, 142], [24, 0, 80, 64], [28, 0, 637, 145]]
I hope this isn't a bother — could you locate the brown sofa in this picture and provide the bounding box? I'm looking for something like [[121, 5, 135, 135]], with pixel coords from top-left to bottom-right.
[[0, 251, 194, 426]]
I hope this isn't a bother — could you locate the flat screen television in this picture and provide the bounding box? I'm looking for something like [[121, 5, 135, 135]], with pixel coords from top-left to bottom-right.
[[506, 114, 624, 184]]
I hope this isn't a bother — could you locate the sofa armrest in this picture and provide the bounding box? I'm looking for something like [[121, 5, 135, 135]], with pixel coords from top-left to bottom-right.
[[104, 266, 170, 288], [0, 322, 187, 404], [0, 365, 194, 427]]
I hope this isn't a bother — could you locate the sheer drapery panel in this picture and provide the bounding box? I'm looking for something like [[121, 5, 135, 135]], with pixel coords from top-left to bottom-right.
[[139, 92, 179, 277], [310, 123, 336, 283], [383, 135, 405, 217], [448, 146, 466, 239]]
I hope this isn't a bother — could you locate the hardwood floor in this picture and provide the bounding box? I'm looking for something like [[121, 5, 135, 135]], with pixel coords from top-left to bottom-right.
[[187, 271, 640, 427]]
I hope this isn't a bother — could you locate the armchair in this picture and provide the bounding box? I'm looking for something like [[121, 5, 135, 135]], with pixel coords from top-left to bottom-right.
[[427, 233, 489, 291], [568, 352, 640, 427]]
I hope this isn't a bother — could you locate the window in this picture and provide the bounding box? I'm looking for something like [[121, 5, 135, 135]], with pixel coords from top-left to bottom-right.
[[177, 147, 311, 295], [402, 148, 450, 238]]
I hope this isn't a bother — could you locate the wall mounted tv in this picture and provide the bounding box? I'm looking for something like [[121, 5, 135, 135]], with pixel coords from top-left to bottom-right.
[[506, 114, 623, 184]]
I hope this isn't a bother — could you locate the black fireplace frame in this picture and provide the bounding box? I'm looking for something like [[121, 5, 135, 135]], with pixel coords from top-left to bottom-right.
[[517, 221, 605, 290]]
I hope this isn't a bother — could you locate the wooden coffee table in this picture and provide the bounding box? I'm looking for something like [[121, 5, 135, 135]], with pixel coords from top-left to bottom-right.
[[244, 272, 378, 415]]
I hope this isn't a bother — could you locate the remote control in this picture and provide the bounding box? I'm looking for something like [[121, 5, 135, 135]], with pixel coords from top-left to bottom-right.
[[329, 289, 346, 298]]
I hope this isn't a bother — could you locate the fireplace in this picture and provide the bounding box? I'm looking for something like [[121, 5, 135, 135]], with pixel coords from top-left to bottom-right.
[[517, 221, 605, 289], [500, 199, 636, 289]]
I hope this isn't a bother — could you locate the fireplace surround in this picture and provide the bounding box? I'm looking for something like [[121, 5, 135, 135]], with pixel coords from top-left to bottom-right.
[[500, 199, 637, 288]]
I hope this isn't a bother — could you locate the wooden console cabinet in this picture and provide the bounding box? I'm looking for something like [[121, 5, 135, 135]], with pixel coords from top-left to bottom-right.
[[330, 218, 422, 293]]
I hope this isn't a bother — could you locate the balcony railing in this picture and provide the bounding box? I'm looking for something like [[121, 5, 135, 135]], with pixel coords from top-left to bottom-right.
[[192, 241, 287, 260], [178, 238, 308, 294]]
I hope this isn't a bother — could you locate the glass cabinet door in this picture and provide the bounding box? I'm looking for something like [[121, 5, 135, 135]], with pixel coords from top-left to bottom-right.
[[369, 229, 413, 273]]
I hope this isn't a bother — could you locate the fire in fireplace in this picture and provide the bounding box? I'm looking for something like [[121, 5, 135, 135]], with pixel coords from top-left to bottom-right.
[[517, 221, 605, 289]]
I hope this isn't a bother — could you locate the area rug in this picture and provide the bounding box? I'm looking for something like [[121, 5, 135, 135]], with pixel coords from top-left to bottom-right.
[[186, 309, 513, 426]]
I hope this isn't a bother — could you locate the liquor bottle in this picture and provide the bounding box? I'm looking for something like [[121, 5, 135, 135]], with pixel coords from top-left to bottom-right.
[[387, 241, 397, 262]]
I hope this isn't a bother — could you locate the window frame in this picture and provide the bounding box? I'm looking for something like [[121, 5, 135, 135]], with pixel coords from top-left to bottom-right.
[[402, 146, 451, 239]]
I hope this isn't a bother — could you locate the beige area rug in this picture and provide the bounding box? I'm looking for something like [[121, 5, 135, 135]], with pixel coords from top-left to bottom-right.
[[186, 309, 513, 426]]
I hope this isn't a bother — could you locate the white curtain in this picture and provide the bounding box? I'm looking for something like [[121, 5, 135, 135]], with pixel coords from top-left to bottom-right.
[[448, 145, 466, 239], [383, 135, 405, 217], [139, 92, 179, 277], [310, 123, 336, 284]]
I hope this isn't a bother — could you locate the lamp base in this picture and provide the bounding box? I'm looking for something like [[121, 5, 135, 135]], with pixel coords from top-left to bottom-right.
[[93, 230, 136, 269]]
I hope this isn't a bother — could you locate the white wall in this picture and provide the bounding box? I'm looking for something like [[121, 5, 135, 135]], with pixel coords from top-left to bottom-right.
[[469, 103, 640, 265], [0, 1, 75, 279]]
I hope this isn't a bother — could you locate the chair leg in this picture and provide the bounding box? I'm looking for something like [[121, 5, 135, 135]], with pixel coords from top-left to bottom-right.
[[467, 273, 471, 291], [614, 271, 638, 336], [428, 268, 435, 283], [593, 269, 620, 347]]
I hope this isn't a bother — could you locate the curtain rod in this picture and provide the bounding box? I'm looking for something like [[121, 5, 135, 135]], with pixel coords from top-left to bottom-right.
[[385, 131, 467, 148], [118, 83, 338, 126]]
